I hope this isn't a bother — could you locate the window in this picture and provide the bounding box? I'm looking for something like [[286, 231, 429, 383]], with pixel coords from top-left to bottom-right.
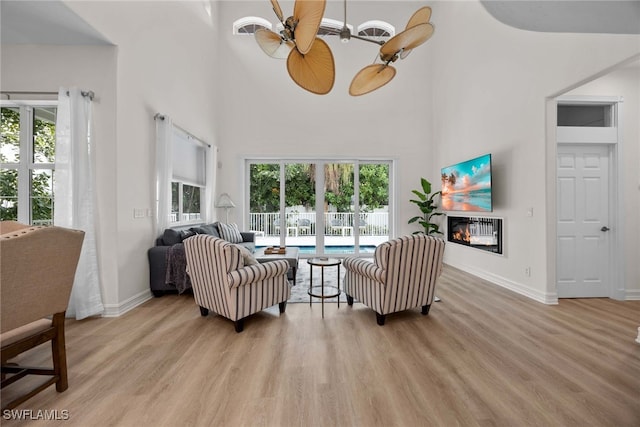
[[357, 20, 395, 40], [1, 103, 57, 225], [170, 127, 209, 224], [233, 16, 272, 35], [246, 159, 393, 256], [557, 104, 614, 127]]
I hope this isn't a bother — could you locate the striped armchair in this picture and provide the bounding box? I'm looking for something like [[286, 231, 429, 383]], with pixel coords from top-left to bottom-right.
[[184, 235, 291, 333], [343, 234, 445, 325]]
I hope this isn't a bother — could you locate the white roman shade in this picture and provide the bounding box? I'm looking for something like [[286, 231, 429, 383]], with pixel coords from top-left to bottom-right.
[[172, 127, 206, 186]]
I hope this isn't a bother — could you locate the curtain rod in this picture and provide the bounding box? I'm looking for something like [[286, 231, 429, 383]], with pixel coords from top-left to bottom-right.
[[154, 113, 210, 148], [1, 90, 95, 100]]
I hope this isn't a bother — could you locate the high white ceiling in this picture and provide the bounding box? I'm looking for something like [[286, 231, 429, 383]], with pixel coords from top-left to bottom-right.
[[2, 0, 639, 47], [0, 0, 112, 45], [481, 0, 640, 35]]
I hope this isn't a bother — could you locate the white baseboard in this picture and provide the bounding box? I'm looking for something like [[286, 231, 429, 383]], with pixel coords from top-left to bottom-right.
[[626, 289, 640, 301], [102, 290, 153, 317], [450, 263, 558, 305]]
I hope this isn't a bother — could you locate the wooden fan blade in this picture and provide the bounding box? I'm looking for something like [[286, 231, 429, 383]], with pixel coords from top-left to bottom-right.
[[400, 49, 412, 60], [406, 6, 432, 30], [293, 0, 326, 54], [271, 0, 284, 22], [380, 23, 434, 62], [255, 28, 293, 59], [349, 64, 396, 96], [287, 38, 335, 95]]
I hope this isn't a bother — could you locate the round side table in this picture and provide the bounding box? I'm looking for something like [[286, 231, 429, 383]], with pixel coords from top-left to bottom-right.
[[307, 257, 341, 318]]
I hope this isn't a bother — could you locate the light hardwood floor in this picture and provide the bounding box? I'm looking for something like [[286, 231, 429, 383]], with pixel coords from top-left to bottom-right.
[[2, 265, 639, 426]]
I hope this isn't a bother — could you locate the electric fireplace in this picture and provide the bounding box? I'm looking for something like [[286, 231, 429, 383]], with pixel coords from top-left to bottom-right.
[[447, 216, 503, 255]]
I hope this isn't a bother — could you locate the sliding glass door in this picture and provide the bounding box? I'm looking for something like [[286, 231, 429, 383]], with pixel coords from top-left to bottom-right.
[[247, 159, 391, 256]]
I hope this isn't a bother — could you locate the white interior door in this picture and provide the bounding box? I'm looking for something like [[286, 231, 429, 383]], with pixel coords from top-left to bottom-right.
[[556, 144, 610, 297]]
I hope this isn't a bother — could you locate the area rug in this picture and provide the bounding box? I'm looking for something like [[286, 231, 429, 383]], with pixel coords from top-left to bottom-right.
[[290, 259, 348, 303]]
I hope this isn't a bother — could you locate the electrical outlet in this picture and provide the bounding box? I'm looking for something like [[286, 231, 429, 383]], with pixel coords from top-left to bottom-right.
[[525, 267, 531, 277]]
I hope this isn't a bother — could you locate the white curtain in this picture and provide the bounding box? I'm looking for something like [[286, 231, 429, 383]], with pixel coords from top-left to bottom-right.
[[155, 115, 173, 237], [204, 145, 217, 223], [54, 87, 104, 320]]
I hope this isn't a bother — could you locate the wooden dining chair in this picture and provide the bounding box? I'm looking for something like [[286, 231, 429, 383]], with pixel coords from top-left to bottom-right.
[[1, 221, 84, 410]]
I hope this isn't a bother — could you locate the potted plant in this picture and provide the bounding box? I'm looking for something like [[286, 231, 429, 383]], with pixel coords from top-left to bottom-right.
[[408, 178, 444, 235]]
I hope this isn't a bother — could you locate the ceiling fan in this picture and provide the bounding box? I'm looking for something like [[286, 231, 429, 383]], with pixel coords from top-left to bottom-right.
[[254, 0, 434, 96], [255, 0, 335, 95]]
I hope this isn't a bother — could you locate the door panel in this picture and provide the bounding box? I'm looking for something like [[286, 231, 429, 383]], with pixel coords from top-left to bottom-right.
[[556, 144, 609, 297]]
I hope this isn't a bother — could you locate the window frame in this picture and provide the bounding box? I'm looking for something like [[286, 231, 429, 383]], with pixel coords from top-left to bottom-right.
[[232, 16, 273, 35], [244, 157, 395, 257]]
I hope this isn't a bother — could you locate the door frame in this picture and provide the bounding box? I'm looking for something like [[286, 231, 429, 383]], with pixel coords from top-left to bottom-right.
[[242, 157, 395, 257], [550, 95, 625, 300]]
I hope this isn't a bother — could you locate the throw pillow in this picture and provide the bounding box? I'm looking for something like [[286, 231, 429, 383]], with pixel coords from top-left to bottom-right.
[[163, 229, 182, 246], [218, 222, 243, 243], [189, 227, 207, 234], [235, 244, 259, 266], [180, 229, 196, 241], [200, 223, 220, 237]]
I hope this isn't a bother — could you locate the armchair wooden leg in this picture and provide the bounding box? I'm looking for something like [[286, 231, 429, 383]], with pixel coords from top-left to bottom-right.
[[346, 295, 354, 306], [279, 301, 287, 314], [199, 306, 209, 316], [51, 313, 68, 392], [234, 319, 245, 333], [421, 304, 431, 315], [376, 313, 386, 326]]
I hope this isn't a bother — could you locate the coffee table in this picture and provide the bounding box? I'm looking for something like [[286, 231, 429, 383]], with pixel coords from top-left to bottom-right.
[[307, 257, 341, 318], [254, 247, 300, 284]]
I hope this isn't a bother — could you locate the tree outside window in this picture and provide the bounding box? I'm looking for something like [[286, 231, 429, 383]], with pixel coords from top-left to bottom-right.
[[1, 106, 56, 225]]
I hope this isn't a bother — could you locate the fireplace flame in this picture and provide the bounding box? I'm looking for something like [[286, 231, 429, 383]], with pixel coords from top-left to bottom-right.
[[452, 226, 471, 243]]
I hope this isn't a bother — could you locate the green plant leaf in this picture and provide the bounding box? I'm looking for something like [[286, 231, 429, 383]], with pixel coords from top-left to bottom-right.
[[420, 178, 431, 194], [411, 190, 426, 201]]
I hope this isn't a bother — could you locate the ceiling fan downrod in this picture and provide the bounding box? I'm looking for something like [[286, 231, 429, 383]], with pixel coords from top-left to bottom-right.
[[340, 0, 350, 42]]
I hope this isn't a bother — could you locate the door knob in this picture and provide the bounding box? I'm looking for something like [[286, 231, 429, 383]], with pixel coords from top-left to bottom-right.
[[601, 226, 610, 232]]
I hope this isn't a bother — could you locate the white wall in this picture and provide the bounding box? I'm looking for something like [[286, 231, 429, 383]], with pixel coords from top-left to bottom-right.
[[3, 1, 221, 315], [215, 1, 435, 233], [1, 44, 120, 311], [64, 1, 220, 314], [429, 1, 640, 302], [564, 65, 640, 299], [4, 0, 637, 312]]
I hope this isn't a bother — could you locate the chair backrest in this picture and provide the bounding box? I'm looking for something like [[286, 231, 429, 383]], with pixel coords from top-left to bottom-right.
[[183, 235, 244, 318], [0, 221, 85, 333], [374, 234, 445, 312]]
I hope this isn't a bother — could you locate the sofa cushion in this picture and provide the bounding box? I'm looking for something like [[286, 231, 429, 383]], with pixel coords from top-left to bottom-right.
[[163, 229, 182, 246], [180, 229, 196, 241], [218, 222, 243, 243]]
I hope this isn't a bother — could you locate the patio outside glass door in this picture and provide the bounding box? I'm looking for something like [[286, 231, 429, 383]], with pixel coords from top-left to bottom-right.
[[247, 160, 392, 256]]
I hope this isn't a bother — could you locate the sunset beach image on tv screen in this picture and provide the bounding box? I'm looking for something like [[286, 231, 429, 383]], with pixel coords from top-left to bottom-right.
[[441, 154, 492, 212]]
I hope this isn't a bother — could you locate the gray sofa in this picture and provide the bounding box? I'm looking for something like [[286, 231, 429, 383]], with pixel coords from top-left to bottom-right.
[[148, 222, 255, 297]]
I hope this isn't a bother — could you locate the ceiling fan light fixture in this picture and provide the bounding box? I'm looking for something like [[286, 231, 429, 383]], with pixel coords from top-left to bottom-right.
[[339, 27, 350, 43]]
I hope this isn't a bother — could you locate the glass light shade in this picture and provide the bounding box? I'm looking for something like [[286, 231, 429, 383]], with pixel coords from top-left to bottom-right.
[[215, 193, 236, 208]]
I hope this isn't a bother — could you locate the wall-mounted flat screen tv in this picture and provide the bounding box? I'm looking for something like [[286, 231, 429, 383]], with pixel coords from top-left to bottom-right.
[[441, 153, 493, 212]]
